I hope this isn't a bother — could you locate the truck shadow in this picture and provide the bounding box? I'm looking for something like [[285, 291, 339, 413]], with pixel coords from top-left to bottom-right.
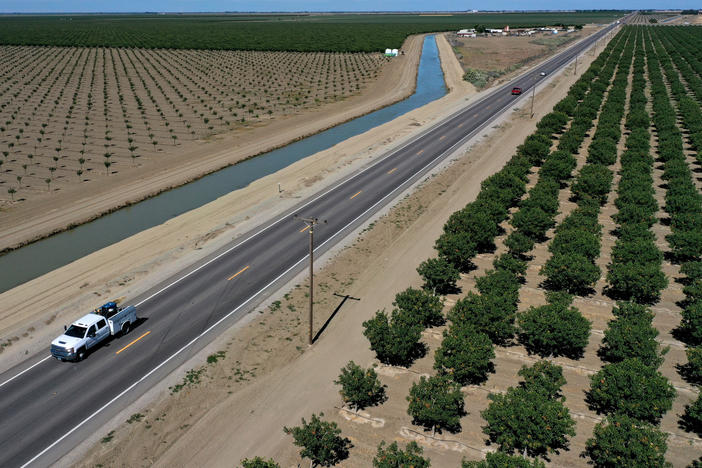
[[101, 317, 149, 349]]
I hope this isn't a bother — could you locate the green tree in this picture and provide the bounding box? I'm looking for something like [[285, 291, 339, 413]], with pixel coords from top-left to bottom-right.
[[448, 292, 516, 346], [536, 112, 569, 136], [681, 261, 702, 281], [373, 441, 430, 468], [598, 304, 663, 368], [571, 164, 613, 205], [443, 206, 499, 253], [606, 261, 668, 304], [680, 392, 702, 437], [462, 452, 545, 468], [679, 346, 702, 386], [481, 386, 575, 458], [548, 229, 600, 260], [475, 269, 520, 301], [517, 133, 552, 165], [435, 231, 478, 272], [417, 257, 460, 295], [541, 252, 600, 294], [493, 253, 527, 278], [518, 360, 566, 399], [434, 323, 495, 385], [393, 287, 444, 328], [240, 457, 280, 468], [667, 230, 702, 262], [517, 303, 591, 359], [407, 375, 465, 435], [586, 359, 676, 424], [334, 361, 387, 411], [678, 301, 702, 346], [511, 206, 555, 241], [583, 415, 670, 468], [362, 309, 424, 367], [283, 413, 351, 467], [504, 230, 535, 255]]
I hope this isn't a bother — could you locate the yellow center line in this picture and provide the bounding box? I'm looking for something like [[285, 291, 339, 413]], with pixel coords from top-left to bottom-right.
[[227, 265, 250, 281], [458, 122, 464, 128], [350, 190, 362, 200], [300, 225, 310, 233], [387, 167, 397, 174], [440, 135, 446, 140], [116, 330, 150, 355], [416, 149, 424, 155]]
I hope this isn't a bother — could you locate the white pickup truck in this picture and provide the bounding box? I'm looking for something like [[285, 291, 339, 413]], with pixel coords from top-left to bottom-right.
[[50, 302, 137, 361]]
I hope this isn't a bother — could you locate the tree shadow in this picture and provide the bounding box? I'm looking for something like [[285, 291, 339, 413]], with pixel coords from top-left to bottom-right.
[[675, 361, 702, 387], [678, 408, 702, 438]]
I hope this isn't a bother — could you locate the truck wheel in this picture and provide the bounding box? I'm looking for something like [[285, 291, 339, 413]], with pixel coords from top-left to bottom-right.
[[122, 322, 130, 336], [77, 348, 86, 361]]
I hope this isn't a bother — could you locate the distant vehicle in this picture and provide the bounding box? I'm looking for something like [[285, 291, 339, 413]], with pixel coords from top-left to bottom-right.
[[511, 87, 522, 95], [540, 71, 547, 76], [50, 302, 137, 361]]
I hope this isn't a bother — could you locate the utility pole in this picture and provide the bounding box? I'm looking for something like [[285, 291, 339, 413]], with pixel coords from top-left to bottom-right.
[[574, 54, 578, 75], [295, 215, 325, 345], [530, 81, 536, 119]]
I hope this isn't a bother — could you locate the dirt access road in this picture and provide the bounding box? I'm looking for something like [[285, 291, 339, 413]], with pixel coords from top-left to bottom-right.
[[71, 29, 617, 467]]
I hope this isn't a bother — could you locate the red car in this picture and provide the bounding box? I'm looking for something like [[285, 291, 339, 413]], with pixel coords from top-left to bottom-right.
[[511, 87, 522, 95]]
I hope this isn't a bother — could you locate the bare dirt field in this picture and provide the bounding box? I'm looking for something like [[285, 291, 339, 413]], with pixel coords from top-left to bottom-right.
[[66, 31, 670, 468], [0, 36, 422, 252], [447, 28, 593, 88], [673, 15, 702, 25]]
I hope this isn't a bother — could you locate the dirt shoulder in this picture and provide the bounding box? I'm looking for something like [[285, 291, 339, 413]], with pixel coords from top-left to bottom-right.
[[73, 32, 609, 468], [0, 36, 423, 253]]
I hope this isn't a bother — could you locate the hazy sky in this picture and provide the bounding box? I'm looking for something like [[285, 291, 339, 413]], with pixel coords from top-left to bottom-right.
[[0, 1, 696, 13]]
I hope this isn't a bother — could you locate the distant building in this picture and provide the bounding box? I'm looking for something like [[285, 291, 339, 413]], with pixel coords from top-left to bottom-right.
[[457, 28, 477, 37], [384, 48, 399, 57]]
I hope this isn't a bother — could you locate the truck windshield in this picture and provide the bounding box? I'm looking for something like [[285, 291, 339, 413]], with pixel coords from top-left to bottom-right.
[[64, 325, 87, 338]]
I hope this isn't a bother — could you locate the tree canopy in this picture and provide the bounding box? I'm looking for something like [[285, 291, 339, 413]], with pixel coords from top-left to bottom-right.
[[481, 385, 575, 459], [373, 441, 431, 468], [407, 375, 466, 434], [583, 414, 670, 468], [434, 323, 495, 386], [283, 413, 352, 467], [334, 361, 387, 411], [586, 359, 676, 424], [362, 309, 424, 366]]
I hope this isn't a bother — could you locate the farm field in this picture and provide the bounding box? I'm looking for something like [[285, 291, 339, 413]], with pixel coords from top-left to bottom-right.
[[319, 24, 702, 466], [0, 46, 387, 208], [449, 28, 590, 88], [80, 24, 702, 467], [0, 12, 626, 51]]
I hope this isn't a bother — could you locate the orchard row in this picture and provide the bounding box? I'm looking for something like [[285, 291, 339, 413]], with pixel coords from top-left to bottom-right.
[[259, 25, 702, 467]]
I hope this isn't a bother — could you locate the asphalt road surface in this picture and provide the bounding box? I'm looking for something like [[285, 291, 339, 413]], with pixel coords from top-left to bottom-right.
[[0, 19, 624, 468]]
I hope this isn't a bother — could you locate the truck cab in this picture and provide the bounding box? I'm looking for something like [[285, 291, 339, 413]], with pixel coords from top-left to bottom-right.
[[51, 314, 110, 361]]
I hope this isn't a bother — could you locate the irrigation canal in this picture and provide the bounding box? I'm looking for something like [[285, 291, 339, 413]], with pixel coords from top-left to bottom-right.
[[0, 35, 446, 293]]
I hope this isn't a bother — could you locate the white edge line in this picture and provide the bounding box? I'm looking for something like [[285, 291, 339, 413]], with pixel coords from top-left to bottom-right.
[[0, 355, 51, 389], [17, 25, 619, 466]]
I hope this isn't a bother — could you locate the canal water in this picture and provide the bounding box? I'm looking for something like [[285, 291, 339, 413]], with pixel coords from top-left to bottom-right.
[[0, 35, 447, 293]]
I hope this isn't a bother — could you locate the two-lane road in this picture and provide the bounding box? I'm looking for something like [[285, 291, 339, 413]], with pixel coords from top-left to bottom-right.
[[0, 21, 622, 468]]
